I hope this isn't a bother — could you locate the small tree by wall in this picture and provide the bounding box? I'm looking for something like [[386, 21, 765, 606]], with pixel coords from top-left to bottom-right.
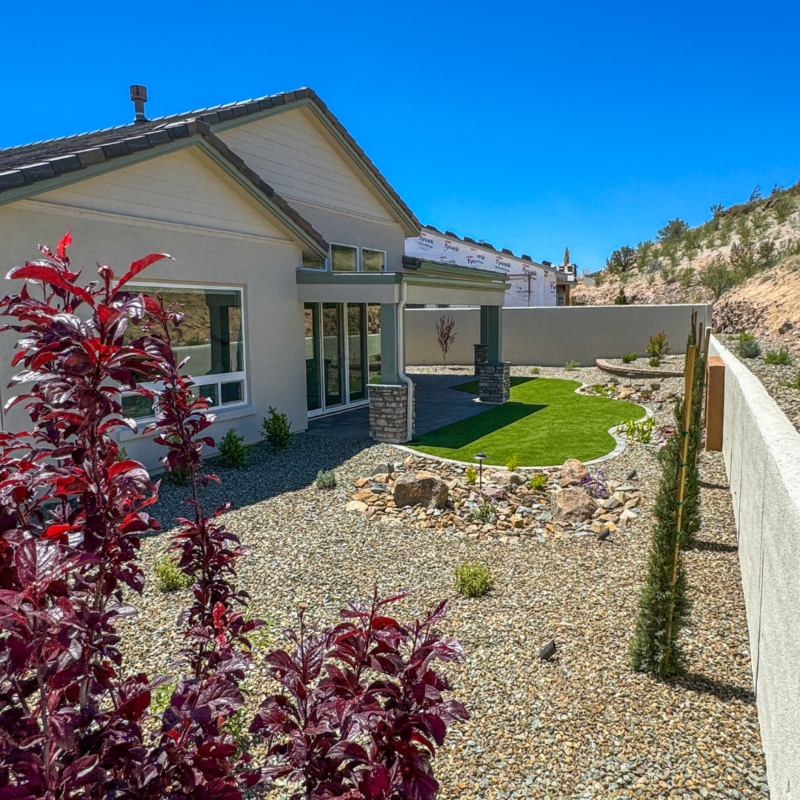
[[436, 314, 457, 362]]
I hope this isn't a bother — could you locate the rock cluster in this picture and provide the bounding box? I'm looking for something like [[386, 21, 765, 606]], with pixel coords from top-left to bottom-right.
[[347, 456, 645, 544]]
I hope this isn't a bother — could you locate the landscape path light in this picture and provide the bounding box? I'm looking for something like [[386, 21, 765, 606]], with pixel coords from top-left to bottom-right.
[[474, 452, 487, 492]]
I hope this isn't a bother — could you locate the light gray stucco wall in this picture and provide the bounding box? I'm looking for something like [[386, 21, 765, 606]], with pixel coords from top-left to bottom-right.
[[288, 200, 408, 271], [708, 335, 800, 800], [405, 304, 713, 366], [0, 205, 309, 471]]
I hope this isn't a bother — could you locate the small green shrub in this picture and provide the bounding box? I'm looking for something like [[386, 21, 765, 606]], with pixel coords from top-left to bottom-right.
[[261, 406, 292, 451], [150, 681, 175, 715], [614, 288, 629, 305], [470, 497, 495, 524], [648, 357, 662, 367], [679, 268, 694, 289], [163, 466, 190, 486], [155, 555, 192, 593], [764, 347, 794, 365], [646, 332, 670, 361], [788, 371, 800, 390], [455, 562, 493, 598], [621, 353, 638, 364], [774, 195, 795, 223], [736, 338, 762, 359], [115, 446, 128, 462], [530, 474, 548, 490], [564, 360, 579, 371], [464, 465, 477, 485], [624, 416, 655, 443], [530, 366, 540, 375], [506, 453, 520, 472], [218, 428, 247, 469], [315, 469, 337, 489]]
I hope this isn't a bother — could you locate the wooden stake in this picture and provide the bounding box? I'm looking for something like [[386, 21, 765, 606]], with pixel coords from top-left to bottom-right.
[[663, 344, 697, 668]]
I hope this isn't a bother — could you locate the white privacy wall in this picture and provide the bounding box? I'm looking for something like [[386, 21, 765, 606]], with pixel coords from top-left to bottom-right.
[[708, 336, 800, 800], [405, 304, 713, 366]]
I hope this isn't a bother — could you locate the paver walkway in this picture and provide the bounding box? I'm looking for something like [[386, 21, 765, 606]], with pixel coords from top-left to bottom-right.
[[305, 371, 489, 439]]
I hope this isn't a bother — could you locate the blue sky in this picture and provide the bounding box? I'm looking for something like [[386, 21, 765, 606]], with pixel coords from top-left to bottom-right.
[[3, 0, 798, 273]]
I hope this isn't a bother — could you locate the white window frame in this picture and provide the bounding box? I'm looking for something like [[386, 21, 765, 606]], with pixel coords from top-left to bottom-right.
[[123, 281, 248, 422], [329, 242, 359, 273], [361, 247, 387, 273], [328, 244, 388, 273]]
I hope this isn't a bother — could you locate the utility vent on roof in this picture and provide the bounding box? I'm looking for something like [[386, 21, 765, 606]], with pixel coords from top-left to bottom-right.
[[130, 85, 148, 123]]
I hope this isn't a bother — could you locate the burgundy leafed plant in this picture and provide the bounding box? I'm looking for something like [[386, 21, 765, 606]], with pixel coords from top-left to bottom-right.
[[250, 588, 469, 799], [435, 315, 457, 363], [0, 233, 467, 800], [0, 233, 257, 798]]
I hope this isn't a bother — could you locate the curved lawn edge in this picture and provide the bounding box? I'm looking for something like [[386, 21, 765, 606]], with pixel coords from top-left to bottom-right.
[[398, 380, 652, 470]]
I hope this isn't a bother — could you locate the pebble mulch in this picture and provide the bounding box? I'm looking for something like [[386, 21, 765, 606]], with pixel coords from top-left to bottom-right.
[[721, 337, 800, 434], [120, 366, 768, 799]]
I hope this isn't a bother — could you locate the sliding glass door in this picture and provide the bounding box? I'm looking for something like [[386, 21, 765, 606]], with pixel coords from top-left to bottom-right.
[[304, 302, 381, 415], [322, 303, 343, 408], [348, 304, 366, 402]]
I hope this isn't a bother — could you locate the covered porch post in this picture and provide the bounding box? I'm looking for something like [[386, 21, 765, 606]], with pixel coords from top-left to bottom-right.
[[474, 304, 510, 404], [367, 302, 415, 444]]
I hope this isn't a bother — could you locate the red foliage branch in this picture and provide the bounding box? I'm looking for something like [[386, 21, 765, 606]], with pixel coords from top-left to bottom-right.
[[435, 315, 457, 363]]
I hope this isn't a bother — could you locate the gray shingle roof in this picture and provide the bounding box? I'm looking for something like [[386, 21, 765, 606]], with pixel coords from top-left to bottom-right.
[[0, 87, 420, 231]]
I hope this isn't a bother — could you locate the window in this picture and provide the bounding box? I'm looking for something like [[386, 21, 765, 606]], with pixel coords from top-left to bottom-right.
[[362, 249, 386, 272], [331, 244, 358, 272], [302, 254, 325, 270], [122, 285, 246, 420]]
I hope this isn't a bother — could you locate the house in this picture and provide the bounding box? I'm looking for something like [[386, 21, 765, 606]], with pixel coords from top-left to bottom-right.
[[0, 87, 509, 467], [405, 226, 577, 306]]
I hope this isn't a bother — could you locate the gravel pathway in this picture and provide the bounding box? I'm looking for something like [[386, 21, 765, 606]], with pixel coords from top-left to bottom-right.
[[121, 367, 768, 799]]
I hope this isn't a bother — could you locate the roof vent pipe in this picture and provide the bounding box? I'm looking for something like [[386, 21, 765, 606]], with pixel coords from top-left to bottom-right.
[[130, 85, 148, 123]]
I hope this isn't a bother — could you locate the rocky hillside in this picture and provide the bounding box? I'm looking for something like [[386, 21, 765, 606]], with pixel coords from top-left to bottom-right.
[[573, 183, 800, 347]]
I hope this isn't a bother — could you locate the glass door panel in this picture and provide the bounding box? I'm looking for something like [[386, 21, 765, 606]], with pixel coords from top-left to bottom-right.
[[304, 303, 321, 412], [347, 304, 366, 402], [367, 303, 382, 385], [322, 303, 343, 407]]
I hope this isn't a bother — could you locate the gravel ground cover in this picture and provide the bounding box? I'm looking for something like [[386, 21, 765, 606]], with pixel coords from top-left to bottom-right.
[[122, 366, 768, 799], [718, 335, 800, 434], [602, 354, 686, 375]]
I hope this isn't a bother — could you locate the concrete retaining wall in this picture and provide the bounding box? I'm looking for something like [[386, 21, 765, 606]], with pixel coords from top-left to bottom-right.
[[405, 304, 713, 366], [708, 335, 800, 799]]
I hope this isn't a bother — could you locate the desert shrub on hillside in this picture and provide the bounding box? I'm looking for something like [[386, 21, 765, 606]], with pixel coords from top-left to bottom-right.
[[657, 218, 689, 242], [699, 258, 737, 299], [774, 195, 795, 223], [730, 240, 776, 280], [607, 245, 637, 274]]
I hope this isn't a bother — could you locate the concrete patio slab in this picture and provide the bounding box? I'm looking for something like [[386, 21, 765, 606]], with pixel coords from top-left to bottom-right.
[[305, 372, 489, 440]]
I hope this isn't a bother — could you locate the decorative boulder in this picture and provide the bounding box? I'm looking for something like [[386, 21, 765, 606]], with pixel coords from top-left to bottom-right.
[[393, 471, 449, 509], [507, 472, 526, 487], [371, 462, 394, 477], [555, 487, 597, 521], [561, 458, 589, 483]]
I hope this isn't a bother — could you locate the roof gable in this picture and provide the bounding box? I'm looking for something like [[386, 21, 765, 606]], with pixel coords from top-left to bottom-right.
[[0, 88, 420, 236], [218, 107, 396, 224], [0, 120, 329, 259], [34, 147, 293, 242]]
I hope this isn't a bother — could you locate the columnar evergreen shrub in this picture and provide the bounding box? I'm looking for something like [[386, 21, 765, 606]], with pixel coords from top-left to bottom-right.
[[628, 423, 691, 676]]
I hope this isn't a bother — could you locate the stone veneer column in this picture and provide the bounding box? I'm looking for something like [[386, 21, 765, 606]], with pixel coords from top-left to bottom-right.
[[474, 343, 489, 376], [368, 384, 416, 444], [476, 362, 511, 404]]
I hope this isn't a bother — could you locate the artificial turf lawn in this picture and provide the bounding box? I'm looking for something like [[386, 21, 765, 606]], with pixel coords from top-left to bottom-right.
[[410, 376, 646, 466]]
